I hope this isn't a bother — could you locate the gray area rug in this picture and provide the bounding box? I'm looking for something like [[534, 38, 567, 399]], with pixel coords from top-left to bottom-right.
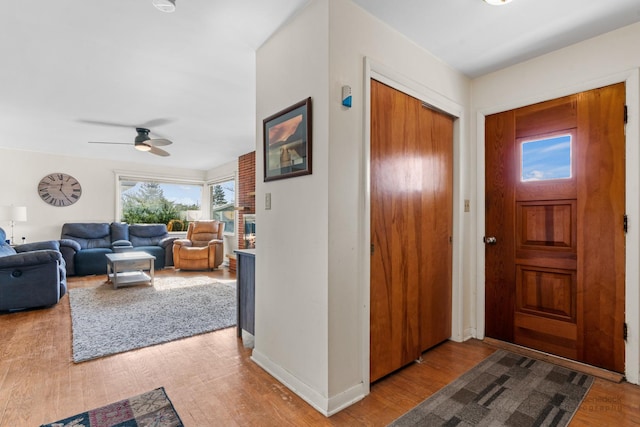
[[69, 276, 236, 363], [389, 349, 594, 427]]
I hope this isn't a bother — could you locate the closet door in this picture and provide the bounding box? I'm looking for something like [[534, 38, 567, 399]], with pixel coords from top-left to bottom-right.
[[370, 80, 453, 382]]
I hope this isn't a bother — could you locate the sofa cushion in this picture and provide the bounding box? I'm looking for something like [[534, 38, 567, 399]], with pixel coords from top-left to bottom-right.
[[135, 246, 166, 269], [61, 223, 112, 249], [110, 222, 129, 242], [75, 248, 112, 276], [128, 224, 169, 246]]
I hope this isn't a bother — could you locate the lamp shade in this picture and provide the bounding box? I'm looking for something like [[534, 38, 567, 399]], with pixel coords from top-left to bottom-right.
[[186, 210, 202, 221], [0, 206, 27, 222]]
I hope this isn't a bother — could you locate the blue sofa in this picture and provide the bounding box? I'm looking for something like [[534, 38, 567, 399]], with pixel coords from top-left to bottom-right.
[[0, 228, 67, 311], [59, 222, 177, 276], [112, 223, 177, 269]]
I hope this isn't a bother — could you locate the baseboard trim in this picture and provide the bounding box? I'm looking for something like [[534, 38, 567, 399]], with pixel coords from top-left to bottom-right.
[[251, 350, 366, 417], [483, 337, 624, 383]]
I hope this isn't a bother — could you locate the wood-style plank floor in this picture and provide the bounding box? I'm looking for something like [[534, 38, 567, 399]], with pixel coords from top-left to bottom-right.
[[1, 268, 639, 426]]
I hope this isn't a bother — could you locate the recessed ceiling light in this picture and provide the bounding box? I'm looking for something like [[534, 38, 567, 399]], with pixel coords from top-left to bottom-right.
[[484, 0, 513, 5], [152, 0, 176, 13]]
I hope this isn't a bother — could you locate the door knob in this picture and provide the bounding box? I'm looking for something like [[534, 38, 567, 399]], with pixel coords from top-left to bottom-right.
[[484, 236, 497, 244]]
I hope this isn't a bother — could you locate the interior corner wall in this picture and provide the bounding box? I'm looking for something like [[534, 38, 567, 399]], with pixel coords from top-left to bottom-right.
[[326, 1, 472, 405], [471, 22, 640, 384], [253, 0, 331, 414], [0, 148, 205, 242], [253, 0, 472, 416]]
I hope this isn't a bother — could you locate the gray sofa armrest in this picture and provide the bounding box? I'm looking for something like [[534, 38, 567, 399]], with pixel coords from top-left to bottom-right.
[[112, 239, 133, 247], [14, 240, 60, 253], [159, 236, 178, 249], [59, 238, 81, 252], [58, 238, 81, 276], [0, 250, 63, 269]]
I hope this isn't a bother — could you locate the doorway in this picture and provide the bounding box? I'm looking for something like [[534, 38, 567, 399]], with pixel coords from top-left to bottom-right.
[[484, 83, 626, 373]]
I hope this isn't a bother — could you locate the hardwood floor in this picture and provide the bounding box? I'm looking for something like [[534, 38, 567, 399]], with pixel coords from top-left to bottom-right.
[[1, 268, 639, 426]]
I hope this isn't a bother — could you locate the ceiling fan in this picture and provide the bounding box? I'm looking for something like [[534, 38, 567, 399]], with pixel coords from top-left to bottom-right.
[[82, 119, 174, 157]]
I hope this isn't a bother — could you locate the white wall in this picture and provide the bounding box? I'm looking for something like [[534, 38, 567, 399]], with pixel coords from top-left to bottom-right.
[[253, 0, 471, 415], [471, 22, 640, 384], [0, 147, 205, 242], [253, 0, 331, 412], [327, 0, 471, 400]]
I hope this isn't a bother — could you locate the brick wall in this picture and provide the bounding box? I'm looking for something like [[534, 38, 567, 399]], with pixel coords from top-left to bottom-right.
[[237, 151, 256, 249]]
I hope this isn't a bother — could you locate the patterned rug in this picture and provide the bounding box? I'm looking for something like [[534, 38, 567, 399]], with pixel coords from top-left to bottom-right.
[[389, 350, 594, 427], [40, 387, 183, 427]]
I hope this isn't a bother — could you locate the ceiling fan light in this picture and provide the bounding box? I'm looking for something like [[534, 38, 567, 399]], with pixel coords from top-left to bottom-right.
[[152, 0, 175, 13], [135, 143, 152, 152], [484, 0, 512, 5]]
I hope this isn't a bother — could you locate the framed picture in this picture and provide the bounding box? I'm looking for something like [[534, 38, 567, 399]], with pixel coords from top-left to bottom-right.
[[263, 97, 312, 182]]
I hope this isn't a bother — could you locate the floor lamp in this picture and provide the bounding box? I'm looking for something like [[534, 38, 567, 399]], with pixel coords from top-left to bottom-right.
[[0, 206, 27, 245]]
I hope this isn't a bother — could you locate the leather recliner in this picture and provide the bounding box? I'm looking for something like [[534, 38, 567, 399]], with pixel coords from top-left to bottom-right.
[[0, 227, 67, 311], [173, 220, 224, 270]]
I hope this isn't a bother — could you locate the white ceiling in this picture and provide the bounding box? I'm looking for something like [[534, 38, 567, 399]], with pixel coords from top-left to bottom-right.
[[2, 0, 639, 171]]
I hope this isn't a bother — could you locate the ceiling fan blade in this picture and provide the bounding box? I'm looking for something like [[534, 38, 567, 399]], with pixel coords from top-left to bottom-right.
[[140, 118, 173, 128], [80, 119, 134, 128], [79, 118, 174, 129], [148, 138, 173, 146], [149, 146, 170, 157], [88, 141, 133, 145]]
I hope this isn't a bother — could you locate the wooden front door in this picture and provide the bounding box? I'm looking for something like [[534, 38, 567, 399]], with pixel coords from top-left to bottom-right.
[[370, 80, 453, 382], [485, 83, 626, 373]]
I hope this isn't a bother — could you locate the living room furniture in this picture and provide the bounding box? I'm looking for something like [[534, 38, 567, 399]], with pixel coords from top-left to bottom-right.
[[0, 227, 67, 311], [172, 220, 224, 270], [105, 252, 155, 289], [59, 222, 176, 276], [111, 223, 177, 269], [60, 223, 123, 276], [235, 249, 255, 337]]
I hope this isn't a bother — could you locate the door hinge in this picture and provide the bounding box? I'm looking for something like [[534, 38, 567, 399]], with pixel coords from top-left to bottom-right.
[[623, 322, 628, 341], [371, 244, 375, 255], [624, 214, 628, 233], [624, 105, 628, 124]]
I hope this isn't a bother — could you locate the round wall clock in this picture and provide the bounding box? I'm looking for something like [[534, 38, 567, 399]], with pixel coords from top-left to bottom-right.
[[38, 173, 82, 207]]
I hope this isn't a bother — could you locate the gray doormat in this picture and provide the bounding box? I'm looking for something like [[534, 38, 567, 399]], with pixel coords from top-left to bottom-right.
[[388, 349, 593, 427]]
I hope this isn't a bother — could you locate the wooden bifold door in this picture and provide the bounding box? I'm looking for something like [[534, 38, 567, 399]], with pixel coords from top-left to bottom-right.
[[370, 80, 454, 382]]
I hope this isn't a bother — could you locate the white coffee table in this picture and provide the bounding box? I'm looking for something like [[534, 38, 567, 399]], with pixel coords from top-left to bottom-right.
[[105, 251, 155, 289]]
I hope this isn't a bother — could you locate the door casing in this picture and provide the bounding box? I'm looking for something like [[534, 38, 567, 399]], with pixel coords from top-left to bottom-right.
[[475, 70, 640, 384], [362, 58, 466, 388]]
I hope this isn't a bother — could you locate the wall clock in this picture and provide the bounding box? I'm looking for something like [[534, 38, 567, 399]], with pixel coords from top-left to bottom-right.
[[38, 173, 82, 207]]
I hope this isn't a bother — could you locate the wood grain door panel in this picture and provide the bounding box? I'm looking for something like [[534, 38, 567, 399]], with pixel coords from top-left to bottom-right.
[[485, 83, 625, 373], [370, 80, 453, 382]]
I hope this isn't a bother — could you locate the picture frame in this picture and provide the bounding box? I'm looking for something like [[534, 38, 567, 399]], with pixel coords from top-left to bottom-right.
[[263, 97, 312, 182]]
